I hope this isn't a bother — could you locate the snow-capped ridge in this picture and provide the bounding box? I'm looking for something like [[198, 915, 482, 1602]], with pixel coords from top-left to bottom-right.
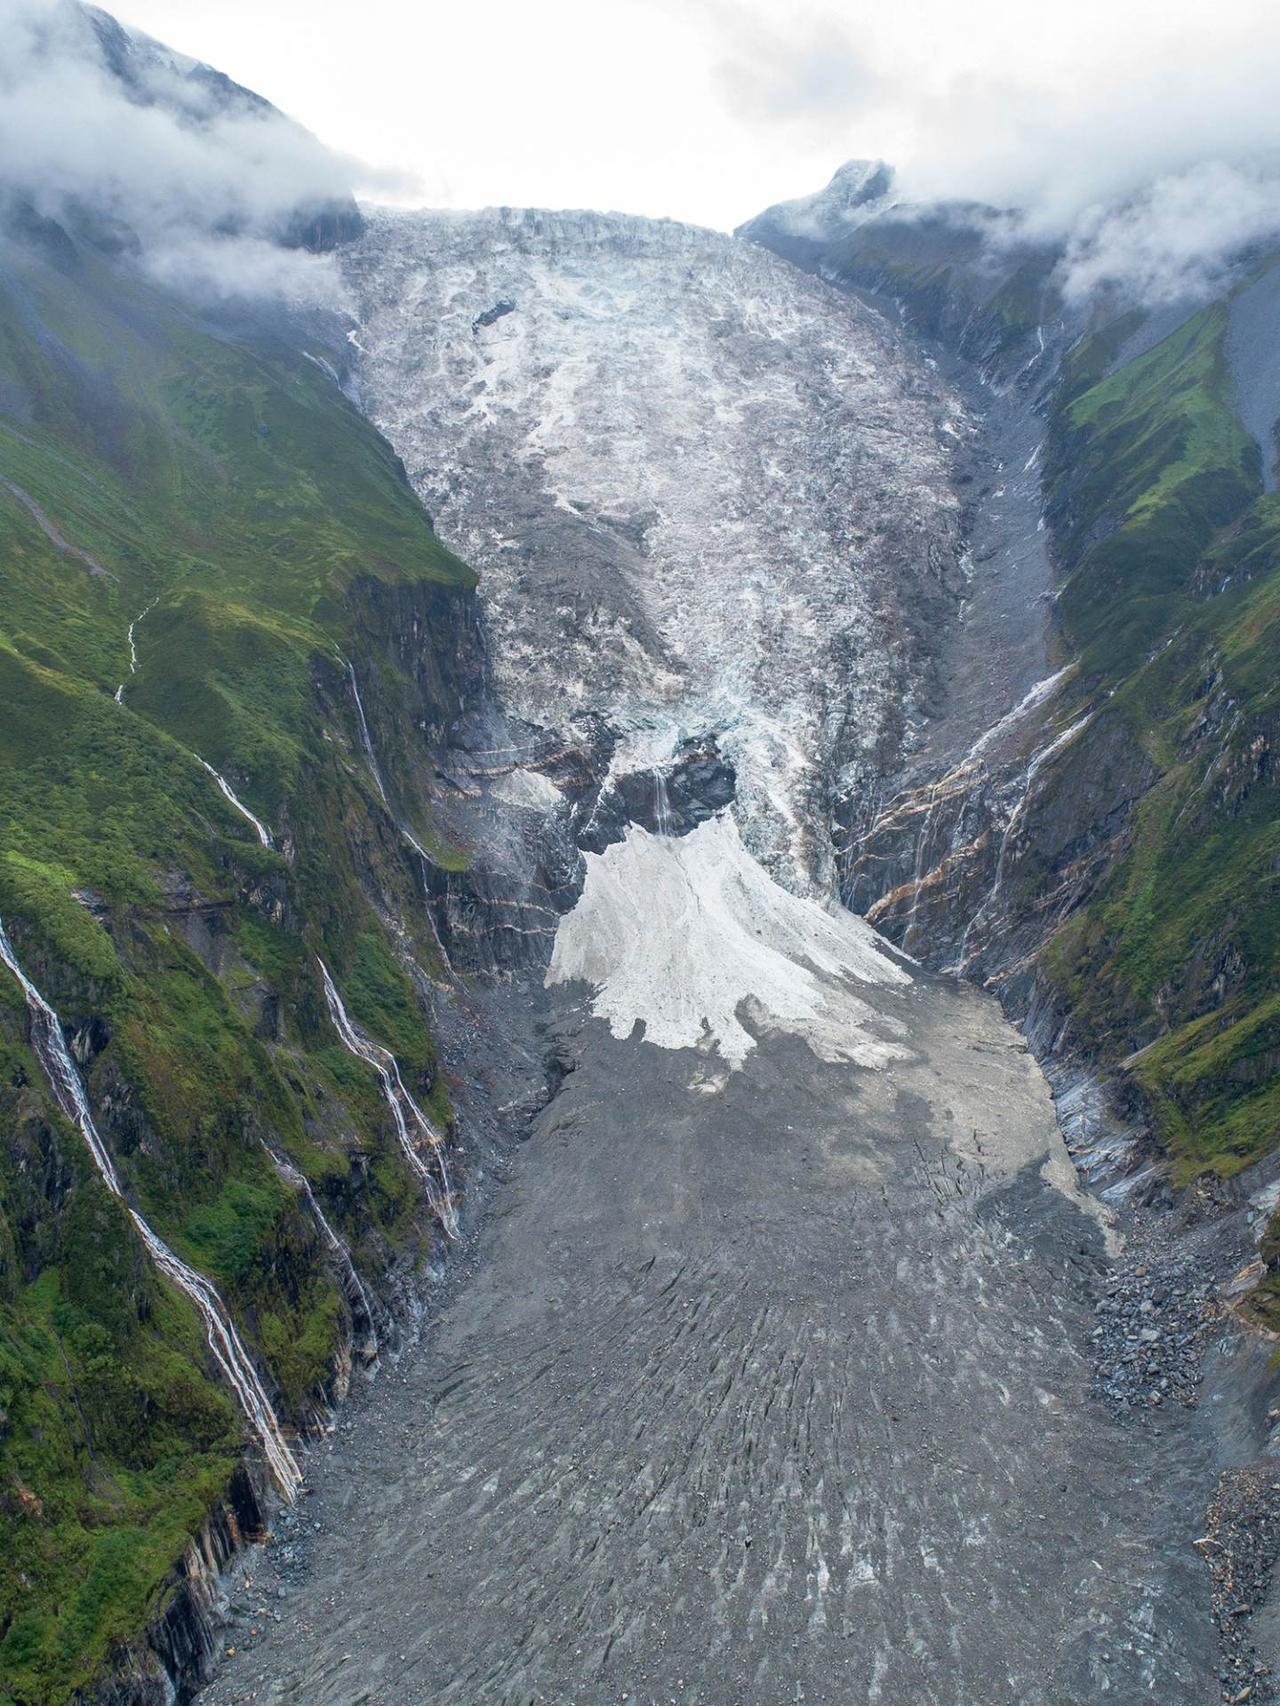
[[741, 159, 898, 245]]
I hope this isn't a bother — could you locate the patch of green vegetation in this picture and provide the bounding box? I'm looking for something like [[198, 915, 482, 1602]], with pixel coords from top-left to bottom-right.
[[343, 930, 434, 1072], [181, 1177, 288, 1287], [0, 219, 472, 1698], [1035, 301, 1280, 1185], [1057, 307, 1147, 405], [0, 1137, 241, 1704], [0, 851, 119, 985], [1133, 995, 1280, 1180], [1049, 307, 1259, 681]]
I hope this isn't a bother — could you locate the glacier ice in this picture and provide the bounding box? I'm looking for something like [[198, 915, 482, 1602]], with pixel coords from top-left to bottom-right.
[[546, 813, 911, 1069], [344, 206, 963, 895]]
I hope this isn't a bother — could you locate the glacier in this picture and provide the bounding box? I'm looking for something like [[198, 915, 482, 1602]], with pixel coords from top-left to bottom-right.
[[344, 206, 965, 894]]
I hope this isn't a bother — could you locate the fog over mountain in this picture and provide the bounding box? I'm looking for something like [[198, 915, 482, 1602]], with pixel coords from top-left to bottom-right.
[[693, 0, 1280, 302], [0, 0, 360, 302], [8, 0, 1280, 307]]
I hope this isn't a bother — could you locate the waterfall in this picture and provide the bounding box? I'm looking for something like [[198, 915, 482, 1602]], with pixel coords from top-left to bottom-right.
[[951, 713, 1093, 974], [0, 919, 302, 1496], [873, 668, 1077, 968], [901, 780, 940, 955], [339, 659, 453, 978], [113, 597, 159, 704], [652, 768, 673, 836], [317, 958, 459, 1240], [343, 658, 389, 806], [302, 349, 341, 385], [197, 758, 273, 849], [400, 828, 456, 980], [262, 1144, 377, 1356]]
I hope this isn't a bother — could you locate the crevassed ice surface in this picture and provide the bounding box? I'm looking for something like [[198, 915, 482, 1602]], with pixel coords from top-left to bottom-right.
[[345, 208, 963, 890]]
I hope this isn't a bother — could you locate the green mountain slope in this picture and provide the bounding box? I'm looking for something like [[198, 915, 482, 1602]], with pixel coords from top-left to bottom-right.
[[1040, 300, 1280, 1197], [0, 224, 474, 1702], [745, 198, 1280, 1277]]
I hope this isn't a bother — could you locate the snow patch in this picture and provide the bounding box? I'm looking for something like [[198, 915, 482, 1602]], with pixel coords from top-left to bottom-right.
[[547, 813, 911, 1070]]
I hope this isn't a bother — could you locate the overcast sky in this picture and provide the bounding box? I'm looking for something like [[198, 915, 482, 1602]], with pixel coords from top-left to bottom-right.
[[115, 0, 1280, 232]]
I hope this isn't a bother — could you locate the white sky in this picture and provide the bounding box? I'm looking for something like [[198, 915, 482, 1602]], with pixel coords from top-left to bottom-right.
[[118, 0, 1280, 232]]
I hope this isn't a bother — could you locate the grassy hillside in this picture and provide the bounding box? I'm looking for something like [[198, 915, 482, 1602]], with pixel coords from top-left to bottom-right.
[[0, 227, 473, 1702], [1049, 306, 1260, 678], [749, 204, 1280, 1266], [1039, 301, 1278, 1198]]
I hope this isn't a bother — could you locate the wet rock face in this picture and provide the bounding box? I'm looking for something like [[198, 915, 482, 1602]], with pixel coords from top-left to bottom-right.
[[843, 675, 1154, 1006], [75, 1470, 266, 1706], [423, 719, 739, 973], [344, 206, 965, 894], [579, 735, 737, 849]]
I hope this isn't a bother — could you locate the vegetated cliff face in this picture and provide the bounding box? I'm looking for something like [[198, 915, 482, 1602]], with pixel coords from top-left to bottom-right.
[[744, 169, 1280, 1270], [739, 160, 1064, 380], [344, 206, 967, 896], [0, 216, 479, 1702]]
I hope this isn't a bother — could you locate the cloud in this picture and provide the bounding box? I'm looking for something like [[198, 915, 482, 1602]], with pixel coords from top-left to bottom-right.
[[701, 4, 882, 144], [143, 233, 348, 308], [1055, 160, 1280, 304], [0, 0, 357, 304], [689, 0, 1280, 303], [887, 26, 1280, 302]]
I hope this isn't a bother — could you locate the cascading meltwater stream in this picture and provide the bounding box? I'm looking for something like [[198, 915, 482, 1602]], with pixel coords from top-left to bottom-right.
[[652, 767, 673, 836], [342, 657, 389, 806], [950, 712, 1093, 975], [114, 596, 159, 704], [0, 918, 302, 1496], [317, 958, 459, 1240], [197, 759, 273, 849], [263, 1142, 378, 1355]]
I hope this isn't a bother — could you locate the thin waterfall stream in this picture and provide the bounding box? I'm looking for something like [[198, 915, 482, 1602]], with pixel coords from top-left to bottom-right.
[[0, 918, 302, 1496], [197, 758, 273, 849], [263, 1142, 378, 1357], [113, 596, 159, 704], [317, 958, 459, 1240], [652, 767, 673, 836], [343, 657, 389, 805]]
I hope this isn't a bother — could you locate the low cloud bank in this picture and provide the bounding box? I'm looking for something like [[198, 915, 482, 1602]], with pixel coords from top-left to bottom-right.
[[0, 0, 357, 305], [703, 0, 1280, 305], [1054, 161, 1280, 305]]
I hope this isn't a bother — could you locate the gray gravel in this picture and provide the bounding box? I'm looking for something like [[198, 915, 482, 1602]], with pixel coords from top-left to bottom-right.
[[1092, 1251, 1219, 1415], [197, 968, 1229, 1705]]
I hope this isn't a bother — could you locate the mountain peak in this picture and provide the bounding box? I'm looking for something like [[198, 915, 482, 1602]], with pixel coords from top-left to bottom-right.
[[737, 158, 896, 246]]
